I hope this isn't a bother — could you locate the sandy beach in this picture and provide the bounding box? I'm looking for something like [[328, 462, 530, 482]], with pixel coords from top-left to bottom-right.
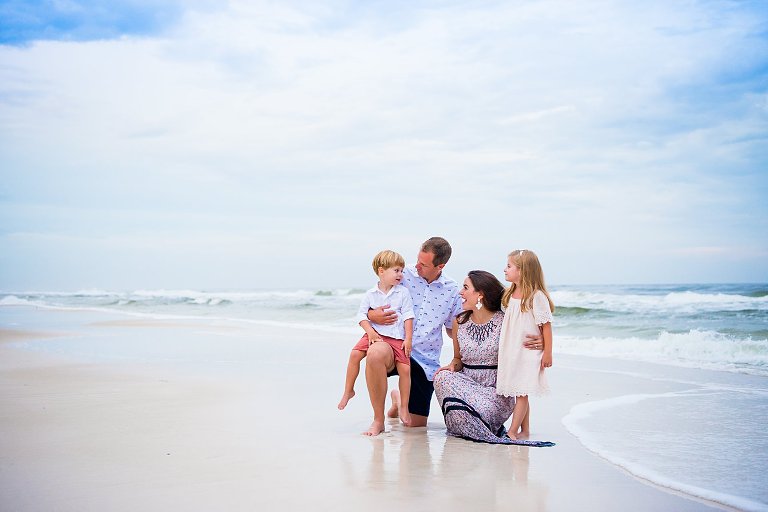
[[0, 307, 739, 511]]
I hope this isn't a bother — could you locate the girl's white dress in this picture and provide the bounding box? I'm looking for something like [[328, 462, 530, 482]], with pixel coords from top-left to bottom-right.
[[496, 290, 553, 397]]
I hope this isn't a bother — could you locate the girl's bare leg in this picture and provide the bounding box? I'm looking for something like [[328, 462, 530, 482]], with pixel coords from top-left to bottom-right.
[[395, 362, 412, 426], [338, 350, 366, 410], [518, 403, 530, 438], [508, 395, 529, 440]]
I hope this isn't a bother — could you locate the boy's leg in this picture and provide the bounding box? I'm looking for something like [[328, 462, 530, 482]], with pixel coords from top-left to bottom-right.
[[338, 350, 366, 410], [395, 363, 411, 426], [364, 342, 395, 436]]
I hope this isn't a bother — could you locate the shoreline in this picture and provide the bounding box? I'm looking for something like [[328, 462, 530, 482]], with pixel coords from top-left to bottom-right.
[[0, 307, 754, 511]]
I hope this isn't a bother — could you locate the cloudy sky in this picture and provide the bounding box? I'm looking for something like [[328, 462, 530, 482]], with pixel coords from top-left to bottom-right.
[[1, 0, 766, 291]]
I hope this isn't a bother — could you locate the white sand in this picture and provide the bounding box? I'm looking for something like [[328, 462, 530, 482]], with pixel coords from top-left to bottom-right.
[[0, 310, 729, 511]]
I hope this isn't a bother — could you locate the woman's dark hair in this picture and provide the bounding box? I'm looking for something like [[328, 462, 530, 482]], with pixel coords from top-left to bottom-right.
[[457, 270, 505, 324]]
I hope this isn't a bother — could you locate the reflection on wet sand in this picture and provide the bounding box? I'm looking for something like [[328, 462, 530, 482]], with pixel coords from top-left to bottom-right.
[[339, 419, 548, 511]]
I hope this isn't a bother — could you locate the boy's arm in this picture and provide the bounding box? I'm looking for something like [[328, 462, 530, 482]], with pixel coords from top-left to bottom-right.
[[403, 318, 413, 357], [540, 322, 553, 369], [359, 319, 383, 345]]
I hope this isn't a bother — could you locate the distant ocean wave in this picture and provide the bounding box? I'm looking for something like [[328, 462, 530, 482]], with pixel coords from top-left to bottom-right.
[[2, 283, 767, 376]]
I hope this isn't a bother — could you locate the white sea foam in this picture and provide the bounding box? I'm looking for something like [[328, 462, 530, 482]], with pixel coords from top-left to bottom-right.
[[557, 331, 768, 376], [0, 295, 39, 306], [552, 289, 768, 313], [563, 391, 768, 512]]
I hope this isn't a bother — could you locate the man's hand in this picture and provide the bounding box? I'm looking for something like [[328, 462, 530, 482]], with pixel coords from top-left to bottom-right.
[[523, 333, 544, 351], [368, 305, 397, 325]]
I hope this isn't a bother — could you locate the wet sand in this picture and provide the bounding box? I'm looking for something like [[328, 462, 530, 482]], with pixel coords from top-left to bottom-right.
[[0, 308, 727, 511]]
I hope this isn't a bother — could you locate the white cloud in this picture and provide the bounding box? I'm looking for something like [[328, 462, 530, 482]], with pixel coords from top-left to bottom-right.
[[1, 0, 766, 289]]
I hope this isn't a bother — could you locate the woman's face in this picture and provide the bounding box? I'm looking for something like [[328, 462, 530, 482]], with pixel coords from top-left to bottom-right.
[[459, 277, 481, 311]]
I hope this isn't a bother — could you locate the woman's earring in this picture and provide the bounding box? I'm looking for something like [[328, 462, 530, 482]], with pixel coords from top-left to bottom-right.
[[475, 297, 483, 310]]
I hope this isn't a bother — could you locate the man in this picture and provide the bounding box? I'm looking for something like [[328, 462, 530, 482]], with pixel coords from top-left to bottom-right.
[[365, 237, 544, 433]]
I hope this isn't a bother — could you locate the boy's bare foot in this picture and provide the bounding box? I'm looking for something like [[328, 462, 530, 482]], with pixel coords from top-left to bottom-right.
[[400, 410, 412, 427], [363, 420, 385, 436], [337, 390, 355, 410], [386, 389, 400, 418]]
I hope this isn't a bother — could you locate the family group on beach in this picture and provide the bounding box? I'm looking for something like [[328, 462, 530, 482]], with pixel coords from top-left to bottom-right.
[[337, 237, 554, 445]]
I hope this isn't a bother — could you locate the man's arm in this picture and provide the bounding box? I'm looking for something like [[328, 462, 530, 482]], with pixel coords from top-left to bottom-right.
[[368, 305, 397, 325]]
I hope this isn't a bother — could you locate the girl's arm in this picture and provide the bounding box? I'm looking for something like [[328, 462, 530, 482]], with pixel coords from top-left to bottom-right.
[[540, 322, 553, 370], [403, 318, 413, 358]]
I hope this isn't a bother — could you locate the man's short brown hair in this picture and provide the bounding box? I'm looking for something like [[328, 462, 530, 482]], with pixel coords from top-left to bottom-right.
[[421, 237, 452, 266]]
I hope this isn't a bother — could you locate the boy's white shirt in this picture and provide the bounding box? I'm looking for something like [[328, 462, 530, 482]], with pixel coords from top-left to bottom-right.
[[355, 283, 415, 340]]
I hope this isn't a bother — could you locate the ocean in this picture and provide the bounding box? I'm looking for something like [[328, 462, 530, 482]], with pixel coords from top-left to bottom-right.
[[2, 283, 767, 511]]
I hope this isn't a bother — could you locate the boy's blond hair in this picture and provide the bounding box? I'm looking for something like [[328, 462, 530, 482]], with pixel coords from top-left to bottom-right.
[[372, 250, 406, 275]]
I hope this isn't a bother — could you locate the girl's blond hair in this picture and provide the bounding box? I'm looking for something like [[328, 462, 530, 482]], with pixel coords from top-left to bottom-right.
[[501, 249, 555, 313]]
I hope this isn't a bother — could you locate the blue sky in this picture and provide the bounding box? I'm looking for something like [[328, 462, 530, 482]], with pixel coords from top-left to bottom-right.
[[1, 0, 766, 290]]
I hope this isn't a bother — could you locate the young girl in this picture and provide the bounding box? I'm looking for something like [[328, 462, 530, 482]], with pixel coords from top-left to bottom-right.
[[496, 249, 554, 440], [337, 249, 415, 435]]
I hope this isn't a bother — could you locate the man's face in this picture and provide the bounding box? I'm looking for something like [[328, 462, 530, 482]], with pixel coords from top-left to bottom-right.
[[414, 250, 443, 282]]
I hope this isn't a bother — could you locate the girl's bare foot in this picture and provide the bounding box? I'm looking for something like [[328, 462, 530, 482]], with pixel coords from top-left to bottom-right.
[[507, 431, 518, 440], [516, 429, 530, 439], [386, 389, 400, 418], [400, 410, 412, 426], [337, 390, 355, 410], [363, 420, 385, 436]]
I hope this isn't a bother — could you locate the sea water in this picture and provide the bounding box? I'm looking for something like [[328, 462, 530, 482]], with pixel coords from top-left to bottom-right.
[[2, 283, 767, 510]]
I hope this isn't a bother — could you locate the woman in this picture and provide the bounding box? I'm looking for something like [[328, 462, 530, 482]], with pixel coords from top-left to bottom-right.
[[433, 270, 523, 444]]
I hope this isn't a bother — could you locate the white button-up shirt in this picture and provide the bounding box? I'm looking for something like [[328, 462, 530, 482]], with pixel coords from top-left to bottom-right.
[[402, 265, 463, 379], [356, 284, 415, 340]]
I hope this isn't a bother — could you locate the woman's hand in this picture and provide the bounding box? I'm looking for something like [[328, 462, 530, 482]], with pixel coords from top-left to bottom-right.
[[523, 333, 544, 351], [541, 352, 553, 370], [436, 357, 462, 374], [403, 339, 412, 358]]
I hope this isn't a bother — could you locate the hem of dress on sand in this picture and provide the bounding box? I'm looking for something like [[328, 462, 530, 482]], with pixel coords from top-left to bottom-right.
[[441, 397, 509, 440]]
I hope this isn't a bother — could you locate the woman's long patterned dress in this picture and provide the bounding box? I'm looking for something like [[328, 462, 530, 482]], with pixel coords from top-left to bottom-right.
[[433, 311, 518, 444]]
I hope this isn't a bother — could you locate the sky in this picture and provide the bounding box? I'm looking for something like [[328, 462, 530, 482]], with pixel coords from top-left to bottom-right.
[[0, 0, 766, 291]]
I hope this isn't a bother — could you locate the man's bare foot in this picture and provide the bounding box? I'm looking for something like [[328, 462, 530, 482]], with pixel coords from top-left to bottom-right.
[[363, 420, 385, 436], [386, 389, 400, 418], [400, 410, 412, 426], [337, 390, 355, 410]]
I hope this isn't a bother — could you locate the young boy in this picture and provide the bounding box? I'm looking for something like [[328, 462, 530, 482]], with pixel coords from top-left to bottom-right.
[[337, 249, 414, 435]]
